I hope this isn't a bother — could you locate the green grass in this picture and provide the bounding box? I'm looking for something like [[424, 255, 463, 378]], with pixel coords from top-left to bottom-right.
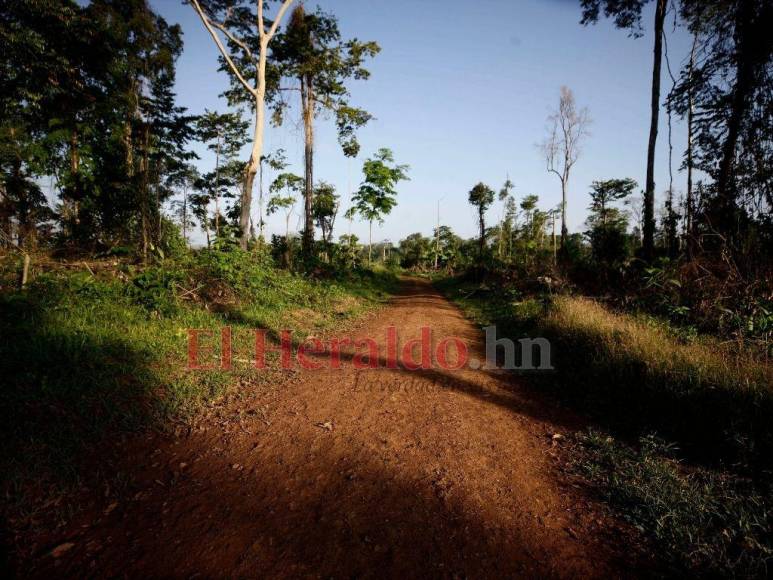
[[0, 250, 397, 513], [437, 275, 773, 577], [574, 431, 773, 576]]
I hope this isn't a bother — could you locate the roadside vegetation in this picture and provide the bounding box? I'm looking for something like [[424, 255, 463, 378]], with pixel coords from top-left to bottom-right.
[[438, 278, 772, 576], [2, 0, 772, 576], [0, 242, 397, 526]]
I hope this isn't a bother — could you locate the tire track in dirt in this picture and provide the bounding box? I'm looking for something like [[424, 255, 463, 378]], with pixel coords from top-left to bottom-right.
[[28, 277, 642, 578]]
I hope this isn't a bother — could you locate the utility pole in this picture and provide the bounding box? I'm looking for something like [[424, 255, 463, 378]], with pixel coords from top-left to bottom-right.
[[214, 128, 222, 236], [551, 209, 557, 266], [347, 156, 353, 237], [434, 196, 445, 270]]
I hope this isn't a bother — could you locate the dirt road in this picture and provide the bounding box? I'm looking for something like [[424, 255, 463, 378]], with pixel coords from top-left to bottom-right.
[[30, 277, 637, 578]]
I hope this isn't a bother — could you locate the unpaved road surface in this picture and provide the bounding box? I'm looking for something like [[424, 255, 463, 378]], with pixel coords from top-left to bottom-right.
[[27, 277, 641, 578]]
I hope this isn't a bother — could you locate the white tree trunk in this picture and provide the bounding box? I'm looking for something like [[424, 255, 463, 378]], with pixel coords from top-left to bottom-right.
[[189, 0, 295, 250]]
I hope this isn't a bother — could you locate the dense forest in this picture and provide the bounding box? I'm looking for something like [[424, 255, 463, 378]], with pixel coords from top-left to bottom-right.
[[1, 0, 771, 577]]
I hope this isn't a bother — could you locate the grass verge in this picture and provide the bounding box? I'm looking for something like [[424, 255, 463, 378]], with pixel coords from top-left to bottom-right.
[[0, 249, 397, 526], [437, 276, 773, 576]]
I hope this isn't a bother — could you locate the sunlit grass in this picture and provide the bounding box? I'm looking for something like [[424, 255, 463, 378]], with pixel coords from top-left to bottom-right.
[[439, 276, 773, 576], [547, 295, 771, 399]]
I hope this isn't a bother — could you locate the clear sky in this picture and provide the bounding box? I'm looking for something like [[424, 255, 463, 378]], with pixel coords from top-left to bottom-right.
[[152, 0, 694, 245]]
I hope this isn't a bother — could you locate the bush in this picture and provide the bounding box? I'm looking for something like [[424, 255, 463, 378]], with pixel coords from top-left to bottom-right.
[[127, 265, 186, 315]]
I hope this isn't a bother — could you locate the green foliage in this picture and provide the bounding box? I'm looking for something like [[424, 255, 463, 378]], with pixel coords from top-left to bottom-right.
[[440, 274, 773, 576], [349, 148, 410, 225], [399, 232, 432, 269], [580, 0, 650, 33], [584, 178, 637, 272], [335, 234, 361, 270], [273, 4, 380, 158], [468, 182, 496, 262], [467, 182, 495, 214], [127, 265, 186, 316], [0, 252, 397, 505], [268, 172, 302, 224], [312, 181, 339, 244], [194, 109, 249, 235], [159, 216, 189, 260]]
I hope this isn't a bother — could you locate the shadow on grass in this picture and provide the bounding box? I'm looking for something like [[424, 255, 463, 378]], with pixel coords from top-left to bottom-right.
[[0, 294, 166, 494], [436, 278, 773, 474]]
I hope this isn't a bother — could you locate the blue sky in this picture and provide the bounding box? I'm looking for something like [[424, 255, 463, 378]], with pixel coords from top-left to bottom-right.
[[152, 0, 693, 245]]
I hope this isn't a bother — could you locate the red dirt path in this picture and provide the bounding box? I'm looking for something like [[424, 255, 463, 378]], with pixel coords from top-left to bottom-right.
[[26, 277, 644, 578]]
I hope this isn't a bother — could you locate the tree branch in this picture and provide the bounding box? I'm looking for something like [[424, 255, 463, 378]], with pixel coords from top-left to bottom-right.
[[266, 0, 295, 40], [189, 0, 256, 96], [209, 18, 256, 63], [257, 0, 264, 39]]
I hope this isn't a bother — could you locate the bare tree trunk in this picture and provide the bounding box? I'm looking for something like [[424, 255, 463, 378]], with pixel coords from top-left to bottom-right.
[[239, 74, 265, 250], [183, 183, 189, 244], [67, 128, 82, 239], [686, 34, 696, 254], [713, 0, 770, 243], [214, 132, 221, 236], [284, 213, 291, 267], [560, 177, 568, 249], [552, 212, 557, 265], [478, 208, 485, 259], [258, 158, 265, 241], [643, 0, 666, 260], [190, 0, 294, 250], [240, 160, 258, 248], [139, 125, 151, 261], [301, 75, 315, 258], [20, 253, 30, 289], [368, 219, 373, 265]]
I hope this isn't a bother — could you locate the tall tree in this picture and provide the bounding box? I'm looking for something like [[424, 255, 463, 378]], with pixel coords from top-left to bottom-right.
[[542, 86, 591, 251], [196, 110, 248, 237], [671, 0, 773, 252], [685, 33, 698, 251], [587, 178, 638, 226], [273, 5, 379, 258], [498, 178, 515, 259], [189, 171, 214, 247], [432, 225, 463, 270], [581, 0, 667, 259], [258, 149, 287, 241], [268, 171, 303, 266], [468, 182, 495, 260], [400, 232, 432, 269], [348, 148, 409, 265], [586, 179, 636, 272], [0, 0, 96, 246], [520, 194, 540, 239], [168, 162, 200, 244], [312, 181, 339, 246], [82, 0, 196, 257], [1, 0, 194, 254], [189, 0, 295, 249]]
